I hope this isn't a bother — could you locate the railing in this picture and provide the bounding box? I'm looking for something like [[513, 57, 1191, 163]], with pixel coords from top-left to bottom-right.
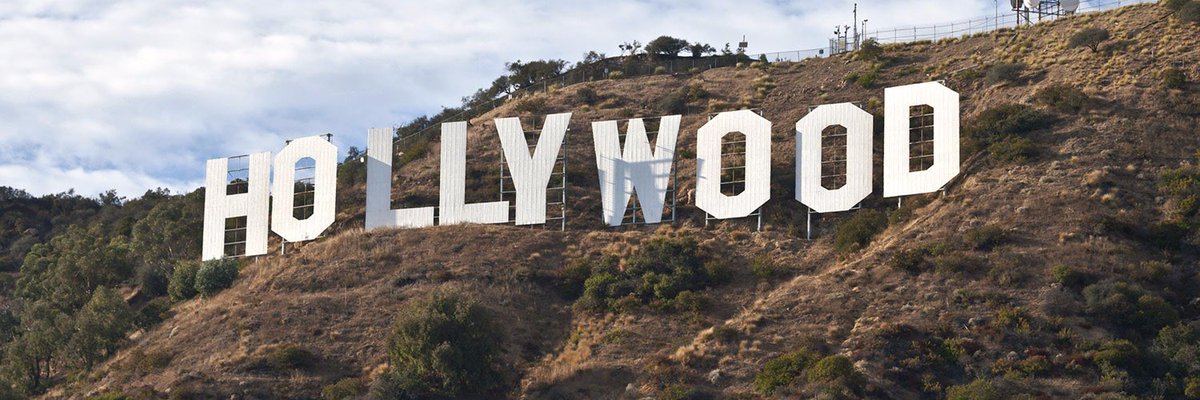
[[865, 0, 1152, 44], [391, 0, 1153, 145]]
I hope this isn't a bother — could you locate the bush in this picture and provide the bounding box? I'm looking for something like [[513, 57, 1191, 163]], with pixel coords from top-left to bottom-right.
[[1093, 339, 1141, 371], [385, 290, 503, 397], [575, 235, 724, 313], [658, 92, 687, 114], [858, 38, 884, 61], [988, 136, 1038, 162], [608, 71, 625, 79], [1163, 68, 1188, 89], [1051, 265, 1087, 288], [750, 255, 783, 280], [136, 297, 172, 328], [965, 225, 1008, 251], [659, 385, 701, 400], [986, 62, 1026, 83], [194, 258, 239, 297], [575, 87, 599, 105], [806, 355, 860, 384], [946, 379, 1002, 400], [888, 248, 929, 274], [168, 260, 200, 302], [965, 104, 1054, 152], [1034, 83, 1090, 113], [755, 350, 819, 395], [323, 377, 368, 400], [854, 69, 880, 88], [834, 209, 888, 253], [1083, 281, 1179, 333], [1069, 27, 1110, 52], [654, 66, 669, 75], [266, 344, 316, 370], [933, 253, 984, 274], [1165, 0, 1191, 11], [513, 97, 547, 114], [1181, 1, 1200, 23]]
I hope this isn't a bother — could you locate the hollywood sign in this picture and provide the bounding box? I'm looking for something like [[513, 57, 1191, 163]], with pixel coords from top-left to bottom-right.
[[201, 81, 959, 260]]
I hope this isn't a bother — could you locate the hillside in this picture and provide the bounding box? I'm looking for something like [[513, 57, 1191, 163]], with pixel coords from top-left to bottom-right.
[[17, 2, 1200, 399]]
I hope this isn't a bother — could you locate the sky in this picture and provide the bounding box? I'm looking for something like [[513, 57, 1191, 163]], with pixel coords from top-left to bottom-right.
[[0, 0, 1046, 197]]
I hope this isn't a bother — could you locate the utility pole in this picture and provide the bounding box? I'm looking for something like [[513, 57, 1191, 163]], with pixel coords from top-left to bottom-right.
[[853, 3, 859, 49]]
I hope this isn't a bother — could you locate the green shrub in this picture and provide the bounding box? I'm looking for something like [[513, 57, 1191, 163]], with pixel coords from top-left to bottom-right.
[[806, 355, 860, 383], [1187, 376, 1200, 399], [888, 249, 929, 274], [654, 66, 669, 75], [323, 377, 368, 400], [513, 97, 547, 114], [168, 260, 200, 302], [1093, 339, 1141, 371], [575, 235, 724, 313], [1131, 260, 1172, 284], [946, 379, 1002, 400], [658, 92, 687, 114], [965, 225, 1008, 251], [267, 344, 316, 370], [1181, 1, 1200, 23], [965, 104, 1054, 152], [1163, 68, 1187, 89], [136, 297, 172, 328], [755, 350, 820, 395], [673, 290, 709, 312], [933, 253, 984, 274], [1083, 281, 1179, 333], [750, 255, 782, 280], [858, 38, 884, 61], [855, 69, 880, 88], [194, 258, 239, 298], [1050, 264, 1087, 288], [1165, 0, 1191, 11], [88, 393, 132, 400], [1069, 27, 1110, 52], [834, 209, 888, 253], [988, 136, 1038, 162], [128, 349, 173, 373], [659, 384, 701, 400], [1034, 83, 1090, 113], [608, 71, 625, 79], [385, 290, 503, 397], [986, 62, 1026, 83], [575, 87, 599, 105]]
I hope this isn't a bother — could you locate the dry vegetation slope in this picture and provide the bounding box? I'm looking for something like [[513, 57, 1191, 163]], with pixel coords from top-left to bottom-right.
[[72, 3, 1200, 399]]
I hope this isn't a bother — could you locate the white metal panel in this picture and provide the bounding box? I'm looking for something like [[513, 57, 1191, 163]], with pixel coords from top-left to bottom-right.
[[439, 121, 509, 225], [496, 113, 571, 225], [365, 128, 435, 230], [1061, 0, 1080, 12], [271, 136, 337, 242], [202, 152, 270, 260], [696, 109, 772, 219], [1023, 0, 1039, 10], [592, 115, 680, 226], [796, 103, 873, 213], [883, 81, 961, 197]]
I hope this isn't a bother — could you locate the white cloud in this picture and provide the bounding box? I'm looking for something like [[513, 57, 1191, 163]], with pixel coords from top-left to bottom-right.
[[0, 0, 1003, 197]]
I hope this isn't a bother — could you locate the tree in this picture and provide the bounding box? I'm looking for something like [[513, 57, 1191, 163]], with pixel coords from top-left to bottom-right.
[[68, 286, 133, 369], [687, 42, 716, 58], [380, 290, 503, 398], [130, 190, 203, 287], [16, 225, 134, 310], [645, 36, 690, 58], [618, 40, 642, 56], [503, 59, 567, 90], [3, 301, 71, 393], [1069, 27, 1110, 52]]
